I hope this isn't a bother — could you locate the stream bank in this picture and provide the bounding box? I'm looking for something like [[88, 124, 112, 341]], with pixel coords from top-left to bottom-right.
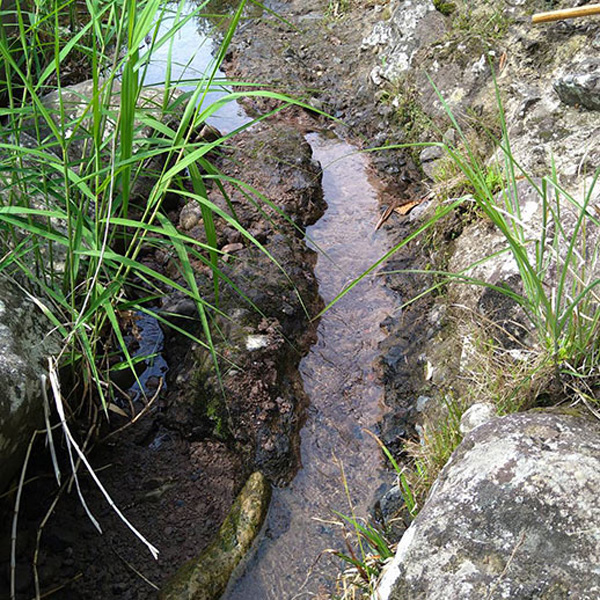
[[224, 133, 397, 600], [216, 0, 600, 597], [0, 117, 326, 598], [1, 0, 431, 597]]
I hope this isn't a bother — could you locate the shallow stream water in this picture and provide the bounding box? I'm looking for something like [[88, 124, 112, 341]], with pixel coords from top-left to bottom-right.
[[141, 0, 253, 132], [224, 134, 396, 599]]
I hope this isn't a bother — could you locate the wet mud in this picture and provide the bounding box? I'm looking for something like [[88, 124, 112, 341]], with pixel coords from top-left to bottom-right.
[[225, 134, 397, 599]]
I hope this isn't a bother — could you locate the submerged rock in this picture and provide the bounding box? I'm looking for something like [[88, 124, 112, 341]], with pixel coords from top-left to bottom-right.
[[376, 412, 600, 600], [160, 471, 271, 600]]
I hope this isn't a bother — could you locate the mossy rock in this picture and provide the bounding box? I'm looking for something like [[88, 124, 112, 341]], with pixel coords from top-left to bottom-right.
[[160, 471, 271, 600]]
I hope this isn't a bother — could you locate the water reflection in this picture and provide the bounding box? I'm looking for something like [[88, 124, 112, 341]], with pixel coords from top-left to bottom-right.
[[143, 5, 396, 595], [140, 0, 253, 131]]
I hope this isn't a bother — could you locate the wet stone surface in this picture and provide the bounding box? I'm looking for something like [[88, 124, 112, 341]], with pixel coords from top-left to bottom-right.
[[159, 472, 271, 600]]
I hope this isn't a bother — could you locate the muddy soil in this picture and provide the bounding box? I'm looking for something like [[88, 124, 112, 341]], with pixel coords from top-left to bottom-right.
[[223, 0, 439, 440], [0, 122, 326, 599]]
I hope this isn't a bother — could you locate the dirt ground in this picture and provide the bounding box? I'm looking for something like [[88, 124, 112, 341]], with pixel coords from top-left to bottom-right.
[[0, 1, 432, 597]]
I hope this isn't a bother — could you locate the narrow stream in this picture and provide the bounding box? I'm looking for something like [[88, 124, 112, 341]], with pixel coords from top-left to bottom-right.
[[142, 5, 398, 596], [225, 134, 396, 599]]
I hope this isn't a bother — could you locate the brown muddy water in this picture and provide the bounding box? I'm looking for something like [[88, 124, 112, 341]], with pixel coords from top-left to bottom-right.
[[225, 134, 396, 599]]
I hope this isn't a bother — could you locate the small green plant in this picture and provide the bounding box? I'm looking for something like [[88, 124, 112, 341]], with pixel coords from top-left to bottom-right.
[[329, 419, 463, 599], [365, 429, 417, 517], [331, 456, 397, 600], [326, 0, 350, 20], [391, 78, 432, 149], [432, 155, 504, 204], [461, 326, 554, 415], [377, 76, 600, 398], [433, 0, 457, 16], [434, 79, 600, 379], [402, 396, 464, 504], [451, 2, 511, 44]]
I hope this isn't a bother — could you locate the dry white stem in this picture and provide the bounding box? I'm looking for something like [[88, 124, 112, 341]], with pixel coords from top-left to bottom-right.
[[11, 430, 39, 600], [41, 374, 61, 486], [47, 357, 160, 559]]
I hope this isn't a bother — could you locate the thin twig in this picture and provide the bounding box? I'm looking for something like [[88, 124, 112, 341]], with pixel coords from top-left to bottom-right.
[[100, 378, 134, 405], [41, 375, 61, 486], [33, 486, 64, 599], [375, 192, 433, 231], [11, 430, 41, 600], [47, 357, 160, 559], [110, 545, 160, 591], [0, 475, 52, 500], [29, 572, 83, 600], [577, 393, 600, 421], [66, 401, 99, 495], [100, 377, 162, 443]]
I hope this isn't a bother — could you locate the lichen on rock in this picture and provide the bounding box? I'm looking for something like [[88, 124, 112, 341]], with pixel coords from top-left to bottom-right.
[[0, 274, 60, 491], [377, 412, 600, 600]]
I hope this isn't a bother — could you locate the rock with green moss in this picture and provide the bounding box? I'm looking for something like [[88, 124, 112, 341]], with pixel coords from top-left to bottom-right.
[[0, 274, 61, 492], [160, 471, 271, 600]]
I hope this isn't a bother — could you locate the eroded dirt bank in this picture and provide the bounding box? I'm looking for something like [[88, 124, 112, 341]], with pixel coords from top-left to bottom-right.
[[0, 122, 328, 599]]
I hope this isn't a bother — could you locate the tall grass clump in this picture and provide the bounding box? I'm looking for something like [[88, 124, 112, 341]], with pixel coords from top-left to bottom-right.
[[0, 0, 299, 412], [375, 78, 600, 400], [2, 0, 323, 584], [430, 80, 600, 383]]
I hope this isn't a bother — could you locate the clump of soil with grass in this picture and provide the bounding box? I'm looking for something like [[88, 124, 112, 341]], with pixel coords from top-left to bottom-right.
[[0, 120, 327, 599]]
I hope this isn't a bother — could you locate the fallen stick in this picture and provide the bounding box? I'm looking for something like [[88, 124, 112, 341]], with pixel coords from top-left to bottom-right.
[[532, 4, 600, 24]]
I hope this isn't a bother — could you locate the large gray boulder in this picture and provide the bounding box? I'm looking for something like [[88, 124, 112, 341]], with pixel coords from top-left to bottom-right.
[[376, 411, 600, 600], [0, 275, 60, 491]]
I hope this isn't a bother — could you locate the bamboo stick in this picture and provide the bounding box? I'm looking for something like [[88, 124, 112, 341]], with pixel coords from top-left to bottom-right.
[[532, 4, 600, 24]]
